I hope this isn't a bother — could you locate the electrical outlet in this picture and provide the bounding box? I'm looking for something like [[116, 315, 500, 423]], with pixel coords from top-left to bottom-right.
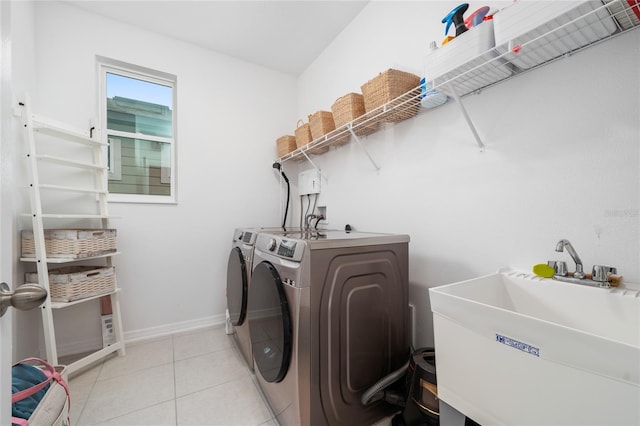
[[299, 169, 321, 195], [101, 314, 115, 347], [318, 206, 327, 224]]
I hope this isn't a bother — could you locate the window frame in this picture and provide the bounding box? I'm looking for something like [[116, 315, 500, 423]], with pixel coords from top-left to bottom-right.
[[97, 56, 177, 204], [107, 136, 122, 181]]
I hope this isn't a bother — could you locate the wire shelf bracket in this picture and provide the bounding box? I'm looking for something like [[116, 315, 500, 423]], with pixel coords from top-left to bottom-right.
[[347, 124, 381, 170], [448, 84, 485, 152]]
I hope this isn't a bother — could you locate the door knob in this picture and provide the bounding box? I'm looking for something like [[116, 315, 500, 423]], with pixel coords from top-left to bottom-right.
[[0, 282, 48, 317]]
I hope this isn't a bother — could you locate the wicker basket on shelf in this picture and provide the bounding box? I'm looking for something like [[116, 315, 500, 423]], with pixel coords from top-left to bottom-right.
[[276, 135, 297, 157], [331, 93, 377, 137], [294, 119, 312, 148], [21, 229, 117, 259], [309, 111, 336, 140], [295, 118, 328, 154], [309, 110, 348, 147], [361, 69, 421, 123], [26, 266, 116, 302]]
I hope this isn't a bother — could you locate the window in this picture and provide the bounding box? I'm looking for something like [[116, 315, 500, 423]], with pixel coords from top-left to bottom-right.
[[98, 57, 177, 203]]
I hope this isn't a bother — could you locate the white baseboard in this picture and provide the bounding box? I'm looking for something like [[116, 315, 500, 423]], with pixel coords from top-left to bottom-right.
[[56, 314, 226, 357], [124, 314, 226, 344]]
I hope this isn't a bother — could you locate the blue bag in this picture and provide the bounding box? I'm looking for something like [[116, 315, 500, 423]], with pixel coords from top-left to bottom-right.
[[12, 362, 51, 421]]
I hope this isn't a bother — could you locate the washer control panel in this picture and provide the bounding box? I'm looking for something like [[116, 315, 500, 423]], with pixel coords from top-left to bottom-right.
[[277, 239, 297, 258], [255, 233, 305, 262]]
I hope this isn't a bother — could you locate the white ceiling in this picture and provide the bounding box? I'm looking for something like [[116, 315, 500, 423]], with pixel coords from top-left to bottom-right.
[[64, 0, 369, 76]]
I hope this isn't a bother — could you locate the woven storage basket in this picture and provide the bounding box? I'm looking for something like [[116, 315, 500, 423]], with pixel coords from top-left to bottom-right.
[[294, 120, 312, 148], [295, 119, 328, 154], [331, 93, 378, 137], [310, 110, 344, 148], [22, 229, 117, 259], [309, 111, 336, 140], [26, 266, 115, 302], [361, 69, 421, 123], [276, 135, 297, 157]]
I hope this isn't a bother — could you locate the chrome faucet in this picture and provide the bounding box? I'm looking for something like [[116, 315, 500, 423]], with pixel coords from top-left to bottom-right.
[[555, 239, 585, 279]]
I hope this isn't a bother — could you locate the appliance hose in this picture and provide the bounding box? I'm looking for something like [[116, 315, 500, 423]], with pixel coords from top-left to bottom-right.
[[272, 162, 290, 228], [361, 359, 410, 406], [281, 172, 290, 228]]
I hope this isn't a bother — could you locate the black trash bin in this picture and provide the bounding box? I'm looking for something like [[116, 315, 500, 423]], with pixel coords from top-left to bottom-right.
[[393, 347, 439, 426]]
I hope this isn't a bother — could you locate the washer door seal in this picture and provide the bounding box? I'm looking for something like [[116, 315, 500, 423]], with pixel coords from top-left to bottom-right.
[[248, 261, 292, 383], [226, 247, 248, 326]]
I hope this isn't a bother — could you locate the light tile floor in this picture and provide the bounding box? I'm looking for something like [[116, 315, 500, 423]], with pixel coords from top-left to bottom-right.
[[68, 326, 277, 426], [69, 325, 394, 426]]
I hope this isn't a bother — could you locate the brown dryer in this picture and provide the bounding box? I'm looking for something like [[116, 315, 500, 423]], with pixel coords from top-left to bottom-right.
[[248, 229, 410, 426]]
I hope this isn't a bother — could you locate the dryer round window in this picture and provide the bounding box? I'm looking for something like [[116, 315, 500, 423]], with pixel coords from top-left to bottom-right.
[[247, 261, 292, 383], [226, 246, 247, 326]]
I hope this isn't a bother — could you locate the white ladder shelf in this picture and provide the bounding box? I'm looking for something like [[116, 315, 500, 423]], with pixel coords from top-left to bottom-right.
[[19, 93, 125, 375]]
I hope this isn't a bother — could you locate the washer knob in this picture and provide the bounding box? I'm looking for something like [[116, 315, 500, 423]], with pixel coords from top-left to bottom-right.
[[267, 238, 277, 252]]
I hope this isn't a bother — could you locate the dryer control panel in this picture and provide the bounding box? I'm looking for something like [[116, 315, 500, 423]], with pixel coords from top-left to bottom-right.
[[277, 240, 297, 258], [255, 233, 305, 262]]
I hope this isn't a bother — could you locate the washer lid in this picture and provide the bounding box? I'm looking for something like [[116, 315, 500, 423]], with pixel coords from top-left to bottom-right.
[[248, 261, 292, 383], [226, 246, 248, 326]]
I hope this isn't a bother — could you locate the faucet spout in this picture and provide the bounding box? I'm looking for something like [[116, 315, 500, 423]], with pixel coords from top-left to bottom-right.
[[555, 239, 585, 279]]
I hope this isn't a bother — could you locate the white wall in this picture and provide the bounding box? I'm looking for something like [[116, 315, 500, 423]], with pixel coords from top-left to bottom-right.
[[6, 1, 41, 360], [294, 1, 640, 347], [12, 1, 640, 358], [16, 1, 297, 355]]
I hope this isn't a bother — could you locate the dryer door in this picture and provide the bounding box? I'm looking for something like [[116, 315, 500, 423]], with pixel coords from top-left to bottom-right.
[[247, 261, 292, 383], [226, 247, 248, 326]]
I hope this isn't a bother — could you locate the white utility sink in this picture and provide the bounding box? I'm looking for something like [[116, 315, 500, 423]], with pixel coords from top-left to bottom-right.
[[430, 269, 640, 426]]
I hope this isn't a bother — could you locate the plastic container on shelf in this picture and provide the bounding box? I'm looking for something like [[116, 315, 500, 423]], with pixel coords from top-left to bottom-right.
[[493, 0, 618, 70], [425, 19, 512, 97], [419, 77, 448, 109]]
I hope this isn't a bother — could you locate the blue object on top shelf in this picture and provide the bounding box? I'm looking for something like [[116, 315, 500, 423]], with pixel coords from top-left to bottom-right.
[[419, 77, 448, 109], [442, 3, 469, 36]]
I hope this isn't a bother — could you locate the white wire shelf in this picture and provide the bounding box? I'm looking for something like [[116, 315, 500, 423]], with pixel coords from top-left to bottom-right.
[[279, 86, 423, 163], [429, 0, 640, 98], [279, 0, 639, 162]]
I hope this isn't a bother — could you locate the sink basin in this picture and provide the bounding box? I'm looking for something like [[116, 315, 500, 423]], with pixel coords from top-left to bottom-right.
[[429, 269, 640, 426]]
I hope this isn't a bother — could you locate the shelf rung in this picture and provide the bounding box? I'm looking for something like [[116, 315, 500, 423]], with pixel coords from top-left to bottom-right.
[[50, 288, 121, 309], [20, 252, 121, 264], [37, 155, 106, 171], [32, 114, 106, 146], [20, 212, 110, 219], [39, 184, 106, 194], [21, 213, 110, 219], [41, 213, 109, 219]]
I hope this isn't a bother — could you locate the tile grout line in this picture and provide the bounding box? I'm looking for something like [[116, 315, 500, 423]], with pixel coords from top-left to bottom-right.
[[172, 333, 179, 426], [73, 359, 105, 425]]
